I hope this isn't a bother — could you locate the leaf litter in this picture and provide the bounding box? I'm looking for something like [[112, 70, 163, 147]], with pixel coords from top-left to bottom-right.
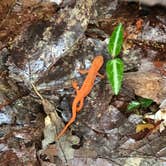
[[0, 0, 166, 165]]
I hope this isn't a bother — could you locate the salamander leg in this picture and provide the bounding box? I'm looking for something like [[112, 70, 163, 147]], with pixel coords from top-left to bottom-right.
[[78, 69, 88, 75], [76, 98, 84, 112], [72, 80, 79, 94], [97, 72, 105, 78]]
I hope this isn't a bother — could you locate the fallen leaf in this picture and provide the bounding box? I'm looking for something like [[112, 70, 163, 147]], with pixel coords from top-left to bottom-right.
[[129, 129, 150, 141], [145, 109, 166, 132], [136, 123, 154, 133], [130, 119, 163, 141]]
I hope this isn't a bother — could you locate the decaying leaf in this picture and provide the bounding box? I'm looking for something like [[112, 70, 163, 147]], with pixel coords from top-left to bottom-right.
[[42, 116, 57, 148], [32, 83, 77, 164], [130, 118, 164, 141], [145, 109, 166, 132], [136, 123, 155, 133], [129, 129, 150, 141]]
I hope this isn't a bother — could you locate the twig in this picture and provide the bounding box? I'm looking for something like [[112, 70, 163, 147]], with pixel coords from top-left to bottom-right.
[[31, 83, 44, 101]]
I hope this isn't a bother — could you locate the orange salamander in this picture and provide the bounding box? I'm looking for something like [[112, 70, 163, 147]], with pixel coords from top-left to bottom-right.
[[56, 55, 104, 139]]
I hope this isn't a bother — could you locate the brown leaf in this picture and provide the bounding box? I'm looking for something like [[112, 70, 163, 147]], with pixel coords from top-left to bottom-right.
[[129, 128, 150, 141], [124, 72, 166, 103], [136, 123, 154, 133]]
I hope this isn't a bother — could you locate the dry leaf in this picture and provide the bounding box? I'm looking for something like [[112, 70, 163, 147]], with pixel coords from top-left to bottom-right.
[[145, 109, 166, 132], [136, 123, 154, 133]]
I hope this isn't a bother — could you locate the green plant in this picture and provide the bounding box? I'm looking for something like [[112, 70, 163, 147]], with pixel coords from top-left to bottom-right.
[[106, 23, 124, 95], [127, 97, 153, 111]]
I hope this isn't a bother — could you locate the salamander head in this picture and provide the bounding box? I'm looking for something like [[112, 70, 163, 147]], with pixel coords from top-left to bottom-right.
[[92, 55, 104, 70]]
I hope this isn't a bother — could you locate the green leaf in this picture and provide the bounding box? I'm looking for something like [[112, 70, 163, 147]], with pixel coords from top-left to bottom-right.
[[108, 23, 123, 58], [138, 98, 153, 108], [127, 98, 153, 112], [127, 101, 141, 111], [106, 58, 124, 95]]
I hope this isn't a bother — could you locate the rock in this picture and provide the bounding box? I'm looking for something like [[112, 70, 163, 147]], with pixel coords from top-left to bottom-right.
[[124, 72, 166, 103]]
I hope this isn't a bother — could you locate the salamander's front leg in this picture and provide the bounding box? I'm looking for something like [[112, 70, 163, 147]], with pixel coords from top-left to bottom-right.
[[78, 69, 88, 75], [72, 80, 79, 94], [97, 72, 105, 79]]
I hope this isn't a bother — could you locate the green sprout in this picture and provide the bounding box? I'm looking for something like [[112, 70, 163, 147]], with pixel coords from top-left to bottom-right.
[[127, 97, 154, 111], [106, 23, 124, 95]]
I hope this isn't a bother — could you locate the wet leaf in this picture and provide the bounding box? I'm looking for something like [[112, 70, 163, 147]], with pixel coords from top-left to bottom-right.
[[108, 23, 123, 57], [127, 101, 141, 111], [106, 58, 124, 95]]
